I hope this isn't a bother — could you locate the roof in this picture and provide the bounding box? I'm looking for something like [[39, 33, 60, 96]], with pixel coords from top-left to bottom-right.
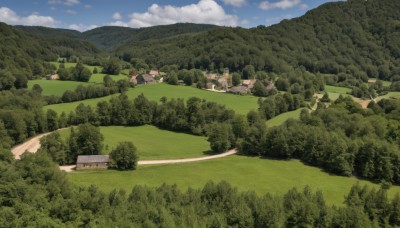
[[229, 86, 249, 94], [206, 73, 217, 80], [77, 155, 109, 164], [242, 79, 257, 89], [149, 70, 159, 76], [139, 74, 155, 82]]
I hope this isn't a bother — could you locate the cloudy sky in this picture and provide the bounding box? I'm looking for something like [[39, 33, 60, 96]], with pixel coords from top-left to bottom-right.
[[0, 0, 341, 31]]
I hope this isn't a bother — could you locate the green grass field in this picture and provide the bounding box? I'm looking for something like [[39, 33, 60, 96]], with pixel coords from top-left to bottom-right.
[[59, 125, 210, 160], [325, 85, 351, 94], [88, 73, 128, 83], [45, 84, 260, 115], [50, 62, 103, 73], [68, 155, 400, 206], [378, 92, 400, 100], [266, 108, 303, 127], [28, 80, 89, 96]]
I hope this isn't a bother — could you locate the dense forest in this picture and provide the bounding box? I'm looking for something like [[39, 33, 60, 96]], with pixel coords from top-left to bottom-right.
[[2, 0, 400, 226], [3, 0, 399, 83], [114, 0, 400, 82], [0, 149, 399, 227]]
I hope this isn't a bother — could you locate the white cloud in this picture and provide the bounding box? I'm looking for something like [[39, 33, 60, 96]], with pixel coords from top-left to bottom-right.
[[68, 23, 98, 31], [48, 0, 80, 6], [84, 4, 92, 9], [259, 0, 307, 10], [0, 7, 57, 27], [221, 0, 246, 7], [240, 19, 249, 25], [109, 21, 129, 27], [66, 9, 77, 14], [125, 0, 238, 28], [112, 12, 122, 20]]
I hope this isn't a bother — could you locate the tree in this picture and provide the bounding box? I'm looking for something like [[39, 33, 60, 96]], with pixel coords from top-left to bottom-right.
[[320, 92, 331, 102], [93, 67, 98, 74], [167, 72, 178, 85], [0, 70, 15, 90], [109, 141, 138, 170], [46, 109, 59, 131], [232, 73, 241, 86], [32, 84, 43, 94], [207, 123, 234, 153], [242, 65, 255, 79], [103, 58, 121, 75], [75, 123, 104, 156], [252, 81, 268, 97]]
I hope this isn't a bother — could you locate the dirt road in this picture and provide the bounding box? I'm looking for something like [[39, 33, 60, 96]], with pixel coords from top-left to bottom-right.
[[11, 132, 52, 160], [12, 130, 237, 172]]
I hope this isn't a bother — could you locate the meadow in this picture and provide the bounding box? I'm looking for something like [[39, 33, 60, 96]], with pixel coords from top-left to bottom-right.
[[28, 80, 88, 96], [68, 155, 400, 206], [45, 84, 260, 115], [88, 73, 128, 83], [266, 108, 303, 127], [59, 125, 210, 160]]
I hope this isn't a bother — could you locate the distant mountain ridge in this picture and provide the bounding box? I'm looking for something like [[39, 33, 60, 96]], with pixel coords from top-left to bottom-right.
[[3, 0, 400, 82], [15, 23, 219, 50]]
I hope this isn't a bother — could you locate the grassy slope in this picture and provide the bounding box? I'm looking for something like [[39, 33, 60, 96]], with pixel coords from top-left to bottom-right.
[[68, 155, 400, 206], [88, 73, 128, 83], [59, 125, 210, 160], [45, 84, 259, 115], [28, 80, 88, 96], [266, 108, 303, 127]]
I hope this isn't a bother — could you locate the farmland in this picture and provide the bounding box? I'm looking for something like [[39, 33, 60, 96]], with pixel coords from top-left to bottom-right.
[[266, 108, 303, 127], [45, 83, 260, 115], [59, 125, 210, 160], [28, 80, 88, 96], [68, 155, 400, 206], [88, 73, 128, 83]]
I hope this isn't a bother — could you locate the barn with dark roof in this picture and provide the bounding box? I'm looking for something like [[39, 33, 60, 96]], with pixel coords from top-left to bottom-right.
[[76, 155, 110, 170]]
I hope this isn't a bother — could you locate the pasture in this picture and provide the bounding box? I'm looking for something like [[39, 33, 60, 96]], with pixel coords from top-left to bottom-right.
[[49, 62, 103, 73], [68, 155, 400, 206], [88, 73, 128, 83], [266, 108, 303, 127], [28, 80, 88, 96], [59, 125, 210, 160], [45, 84, 260, 115]]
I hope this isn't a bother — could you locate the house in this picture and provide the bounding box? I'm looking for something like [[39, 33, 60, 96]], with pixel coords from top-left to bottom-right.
[[266, 82, 275, 90], [149, 69, 159, 77], [205, 73, 217, 80], [76, 155, 109, 170], [50, 74, 59, 80], [130, 75, 138, 84], [242, 79, 256, 89], [229, 86, 249, 95], [136, 74, 156, 85]]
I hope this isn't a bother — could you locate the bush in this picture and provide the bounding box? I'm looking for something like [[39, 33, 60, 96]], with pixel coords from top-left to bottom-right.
[[110, 141, 139, 170]]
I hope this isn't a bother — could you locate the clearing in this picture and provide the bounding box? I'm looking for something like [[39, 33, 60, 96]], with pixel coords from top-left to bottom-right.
[[266, 108, 303, 127], [68, 155, 400, 206], [28, 80, 89, 96], [45, 83, 260, 115], [59, 125, 211, 160]]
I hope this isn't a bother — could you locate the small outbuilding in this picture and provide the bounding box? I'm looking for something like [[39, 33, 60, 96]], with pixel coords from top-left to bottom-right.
[[76, 155, 110, 170], [136, 74, 156, 85]]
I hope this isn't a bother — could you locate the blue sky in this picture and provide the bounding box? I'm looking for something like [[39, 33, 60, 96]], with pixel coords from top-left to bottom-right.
[[0, 0, 342, 31]]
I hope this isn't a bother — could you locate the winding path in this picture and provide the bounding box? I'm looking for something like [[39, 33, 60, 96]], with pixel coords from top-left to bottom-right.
[[11, 130, 237, 172]]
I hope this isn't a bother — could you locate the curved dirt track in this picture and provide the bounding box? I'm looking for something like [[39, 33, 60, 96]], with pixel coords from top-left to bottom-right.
[[11, 129, 237, 172], [11, 132, 52, 160]]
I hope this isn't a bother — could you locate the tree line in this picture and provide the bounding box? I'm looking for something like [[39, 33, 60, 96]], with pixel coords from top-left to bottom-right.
[[241, 95, 400, 185], [0, 150, 399, 227]]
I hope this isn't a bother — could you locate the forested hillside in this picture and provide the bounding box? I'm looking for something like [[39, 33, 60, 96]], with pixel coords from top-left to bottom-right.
[[82, 23, 218, 50], [0, 23, 100, 81], [114, 0, 400, 81]]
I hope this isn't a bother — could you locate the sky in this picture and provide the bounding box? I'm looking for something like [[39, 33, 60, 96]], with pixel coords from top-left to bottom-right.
[[0, 0, 343, 31]]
